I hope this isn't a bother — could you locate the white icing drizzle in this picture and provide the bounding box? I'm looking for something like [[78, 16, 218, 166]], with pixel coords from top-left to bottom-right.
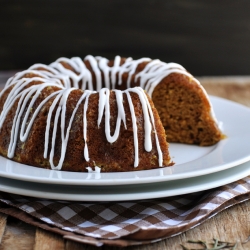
[[0, 55, 205, 170], [86, 166, 101, 173], [97, 88, 126, 143]]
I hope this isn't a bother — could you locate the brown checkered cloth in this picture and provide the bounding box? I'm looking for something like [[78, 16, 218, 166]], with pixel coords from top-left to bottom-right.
[[0, 177, 250, 247]]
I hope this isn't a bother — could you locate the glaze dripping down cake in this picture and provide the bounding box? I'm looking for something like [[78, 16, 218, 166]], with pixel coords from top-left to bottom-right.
[[0, 56, 224, 172]]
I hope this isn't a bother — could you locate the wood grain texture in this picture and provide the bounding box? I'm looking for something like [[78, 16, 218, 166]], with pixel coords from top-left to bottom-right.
[[34, 229, 64, 250], [199, 76, 250, 107], [176, 199, 250, 250], [0, 218, 35, 250], [1, 1, 250, 76], [0, 213, 7, 244]]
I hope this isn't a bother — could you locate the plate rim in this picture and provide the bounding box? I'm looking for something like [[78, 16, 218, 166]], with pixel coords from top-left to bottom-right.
[[0, 160, 249, 201]]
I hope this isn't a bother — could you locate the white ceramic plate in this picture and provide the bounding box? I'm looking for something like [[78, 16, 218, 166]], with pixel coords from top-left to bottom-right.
[[0, 96, 250, 186], [0, 160, 249, 201]]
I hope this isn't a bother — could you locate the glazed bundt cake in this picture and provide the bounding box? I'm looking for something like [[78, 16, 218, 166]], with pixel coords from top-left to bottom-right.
[[0, 56, 223, 172]]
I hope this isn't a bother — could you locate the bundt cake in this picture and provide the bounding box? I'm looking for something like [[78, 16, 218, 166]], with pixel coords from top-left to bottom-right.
[[0, 56, 223, 172]]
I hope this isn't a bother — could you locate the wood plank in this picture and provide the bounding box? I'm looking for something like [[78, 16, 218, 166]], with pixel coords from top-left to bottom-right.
[[0, 213, 7, 244], [173, 200, 250, 250], [65, 240, 95, 250], [0, 217, 35, 250], [34, 228, 64, 250], [199, 77, 250, 107]]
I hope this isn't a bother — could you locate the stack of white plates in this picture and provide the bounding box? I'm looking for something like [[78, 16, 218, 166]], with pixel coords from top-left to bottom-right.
[[0, 96, 250, 201]]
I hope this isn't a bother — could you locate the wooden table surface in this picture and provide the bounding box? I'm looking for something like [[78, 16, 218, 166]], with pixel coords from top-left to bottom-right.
[[0, 75, 250, 249]]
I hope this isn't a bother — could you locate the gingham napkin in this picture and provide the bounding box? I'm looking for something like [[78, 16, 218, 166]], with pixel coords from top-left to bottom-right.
[[0, 177, 250, 247]]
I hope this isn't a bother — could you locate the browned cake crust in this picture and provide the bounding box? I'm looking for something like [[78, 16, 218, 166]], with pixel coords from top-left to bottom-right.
[[0, 56, 223, 172], [0, 86, 172, 172]]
